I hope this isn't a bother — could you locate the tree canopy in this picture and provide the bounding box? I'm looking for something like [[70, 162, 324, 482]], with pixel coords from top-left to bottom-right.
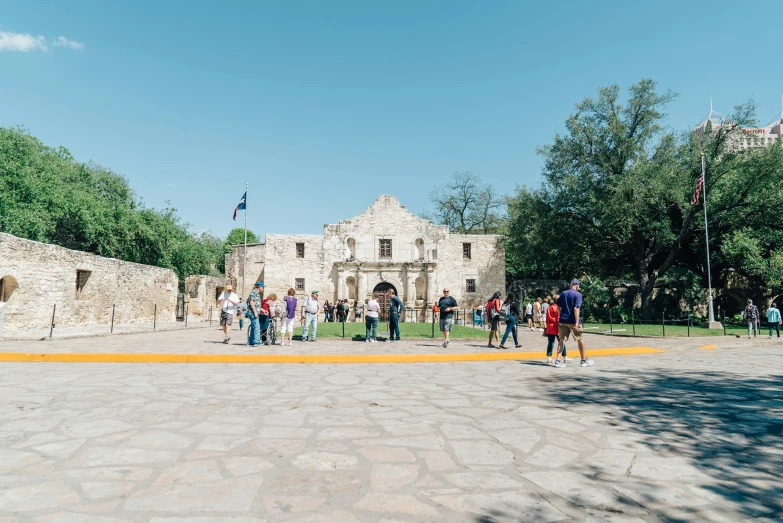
[[424, 171, 506, 234], [506, 79, 783, 319], [224, 228, 259, 254], [0, 127, 224, 284]]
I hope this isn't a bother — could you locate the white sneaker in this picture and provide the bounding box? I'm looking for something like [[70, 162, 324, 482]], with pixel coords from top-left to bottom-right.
[[445, 341, 451, 347], [288, 342, 293, 346], [554, 360, 566, 368], [529, 327, 534, 331], [371, 338, 377, 343], [366, 339, 371, 343], [580, 359, 594, 367]]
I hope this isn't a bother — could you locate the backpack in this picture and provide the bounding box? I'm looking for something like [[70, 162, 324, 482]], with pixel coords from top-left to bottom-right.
[[500, 302, 511, 321], [487, 299, 500, 320]]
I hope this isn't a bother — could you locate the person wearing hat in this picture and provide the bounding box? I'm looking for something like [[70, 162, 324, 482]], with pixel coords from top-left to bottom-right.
[[247, 281, 265, 346], [554, 279, 593, 368], [217, 284, 240, 344], [301, 290, 320, 342]]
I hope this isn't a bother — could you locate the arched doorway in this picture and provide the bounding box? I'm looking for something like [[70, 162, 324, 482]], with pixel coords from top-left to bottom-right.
[[373, 282, 397, 321], [0, 275, 18, 303]]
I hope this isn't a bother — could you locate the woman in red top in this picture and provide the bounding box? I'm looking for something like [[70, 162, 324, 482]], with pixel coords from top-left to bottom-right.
[[487, 292, 502, 348], [545, 296, 567, 365]]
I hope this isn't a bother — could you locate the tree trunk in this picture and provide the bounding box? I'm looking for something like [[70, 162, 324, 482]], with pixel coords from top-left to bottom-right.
[[639, 269, 657, 321]]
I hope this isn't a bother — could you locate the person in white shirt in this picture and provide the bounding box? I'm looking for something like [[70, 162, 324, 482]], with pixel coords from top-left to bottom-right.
[[300, 290, 320, 342], [217, 284, 239, 344], [365, 296, 380, 342]]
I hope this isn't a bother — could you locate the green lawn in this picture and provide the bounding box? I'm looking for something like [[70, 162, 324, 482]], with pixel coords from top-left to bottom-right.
[[291, 321, 490, 339], [582, 322, 749, 337]]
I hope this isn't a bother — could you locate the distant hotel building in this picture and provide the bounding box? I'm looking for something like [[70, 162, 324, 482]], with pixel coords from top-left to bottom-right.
[[693, 101, 783, 151]]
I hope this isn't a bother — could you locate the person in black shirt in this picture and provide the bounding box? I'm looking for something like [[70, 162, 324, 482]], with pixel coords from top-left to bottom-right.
[[499, 293, 521, 349], [438, 288, 458, 348]]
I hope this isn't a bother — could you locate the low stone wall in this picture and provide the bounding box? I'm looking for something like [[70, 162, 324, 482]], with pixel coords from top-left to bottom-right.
[[0, 233, 178, 337]]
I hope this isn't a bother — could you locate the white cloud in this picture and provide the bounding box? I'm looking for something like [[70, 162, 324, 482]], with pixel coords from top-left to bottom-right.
[[0, 31, 48, 52], [53, 36, 85, 50]]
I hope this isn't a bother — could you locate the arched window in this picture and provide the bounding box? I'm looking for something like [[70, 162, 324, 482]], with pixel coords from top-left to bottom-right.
[[347, 238, 357, 259], [415, 276, 425, 300], [415, 238, 425, 260], [346, 276, 356, 301]]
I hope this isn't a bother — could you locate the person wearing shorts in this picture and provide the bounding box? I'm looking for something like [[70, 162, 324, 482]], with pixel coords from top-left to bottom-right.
[[438, 288, 458, 348], [280, 288, 298, 346], [525, 301, 534, 330], [217, 284, 239, 344], [554, 279, 593, 368]]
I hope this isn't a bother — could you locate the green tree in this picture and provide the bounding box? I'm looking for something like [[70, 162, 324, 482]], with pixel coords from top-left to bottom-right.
[[508, 80, 783, 319], [0, 127, 224, 288], [223, 228, 259, 254]]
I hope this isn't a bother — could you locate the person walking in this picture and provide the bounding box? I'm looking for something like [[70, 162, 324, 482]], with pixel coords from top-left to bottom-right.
[[355, 300, 364, 323], [545, 296, 567, 365], [280, 288, 298, 346], [744, 299, 760, 339], [323, 301, 331, 323], [387, 289, 403, 342], [365, 296, 380, 343], [533, 298, 543, 331], [236, 298, 247, 331], [438, 288, 458, 348], [217, 284, 239, 344], [499, 293, 521, 350], [301, 290, 320, 342], [554, 279, 593, 368], [541, 298, 549, 320], [486, 292, 502, 348], [766, 302, 781, 339], [525, 301, 534, 330], [247, 282, 264, 346]]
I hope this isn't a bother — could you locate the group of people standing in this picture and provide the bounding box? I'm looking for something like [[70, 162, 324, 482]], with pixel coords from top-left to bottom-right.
[[322, 300, 351, 323]]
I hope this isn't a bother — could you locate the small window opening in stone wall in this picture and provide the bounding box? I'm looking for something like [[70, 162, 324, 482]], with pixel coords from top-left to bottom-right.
[[296, 243, 305, 258], [379, 239, 392, 259], [75, 270, 91, 300], [295, 278, 305, 291], [463, 243, 472, 259], [415, 276, 425, 300], [0, 275, 18, 302], [465, 279, 476, 293]]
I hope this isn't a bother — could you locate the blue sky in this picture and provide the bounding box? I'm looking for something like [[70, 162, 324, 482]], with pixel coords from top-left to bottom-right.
[[2, 1, 782, 238]]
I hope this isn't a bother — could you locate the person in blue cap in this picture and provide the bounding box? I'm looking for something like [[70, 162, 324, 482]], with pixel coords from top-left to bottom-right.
[[554, 279, 593, 368], [247, 281, 265, 346], [300, 290, 320, 342]]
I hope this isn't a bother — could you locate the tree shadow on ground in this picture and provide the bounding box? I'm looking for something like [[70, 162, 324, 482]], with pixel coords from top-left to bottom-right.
[[521, 368, 783, 520]]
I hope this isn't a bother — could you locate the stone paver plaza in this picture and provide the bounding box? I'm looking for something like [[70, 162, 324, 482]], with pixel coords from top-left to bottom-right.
[[0, 327, 781, 522]]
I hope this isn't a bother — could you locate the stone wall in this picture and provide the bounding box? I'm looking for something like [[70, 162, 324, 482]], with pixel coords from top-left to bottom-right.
[[0, 233, 178, 337], [225, 195, 506, 315], [184, 275, 227, 319], [225, 242, 265, 301]]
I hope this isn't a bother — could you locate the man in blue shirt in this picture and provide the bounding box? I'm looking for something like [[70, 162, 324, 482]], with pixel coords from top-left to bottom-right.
[[387, 289, 404, 342], [554, 279, 593, 368], [766, 302, 781, 339]]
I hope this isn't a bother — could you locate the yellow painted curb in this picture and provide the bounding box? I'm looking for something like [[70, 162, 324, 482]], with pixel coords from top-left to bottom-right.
[[698, 344, 717, 350], [0, 347, 664, 364]]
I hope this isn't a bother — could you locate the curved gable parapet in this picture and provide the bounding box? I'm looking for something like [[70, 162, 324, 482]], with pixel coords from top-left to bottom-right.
[[326, 195, 448, 240]]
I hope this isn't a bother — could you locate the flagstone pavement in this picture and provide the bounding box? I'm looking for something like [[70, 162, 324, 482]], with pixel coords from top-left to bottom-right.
[[0, 328, 780, 522]]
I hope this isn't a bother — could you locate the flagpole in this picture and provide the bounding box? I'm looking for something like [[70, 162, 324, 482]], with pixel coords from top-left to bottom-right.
[[243, 182, 248, 301], [701, 154, 716, 324]]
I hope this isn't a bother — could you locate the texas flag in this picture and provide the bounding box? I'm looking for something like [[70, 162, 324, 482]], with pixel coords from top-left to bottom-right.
[[233, 191, 246, 220]]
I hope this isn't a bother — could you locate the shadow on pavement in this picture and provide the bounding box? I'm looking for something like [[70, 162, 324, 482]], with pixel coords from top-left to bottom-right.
[[523, 368, 783, 520]]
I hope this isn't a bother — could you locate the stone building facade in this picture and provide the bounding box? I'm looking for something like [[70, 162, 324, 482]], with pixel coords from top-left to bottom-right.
[[226, 195, 505, 319], [0, 233, 178, 337]]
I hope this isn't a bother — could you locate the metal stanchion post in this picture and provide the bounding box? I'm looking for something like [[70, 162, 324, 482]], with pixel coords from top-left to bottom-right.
[[209, 306, 212, 326], [609, 310, 613, 334], [431, 308, 435, 339], [185, 304, 188, 327], [154, 304, 157, 331], [49, 304, 56, 338], [688, 316, 691, 337], [662, 309, 665, 337], [342, 319, 345, 338], [111, 304, 115, 333]]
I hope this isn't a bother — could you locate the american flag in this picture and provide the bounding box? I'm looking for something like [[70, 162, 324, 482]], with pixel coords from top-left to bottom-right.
[[691, 169, 704, 206]]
